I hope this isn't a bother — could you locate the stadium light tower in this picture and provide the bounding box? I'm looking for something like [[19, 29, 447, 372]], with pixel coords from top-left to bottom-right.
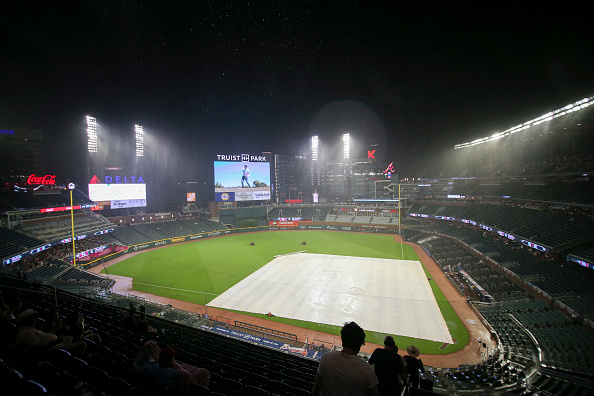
[[86, 116, 98, 153], [454, 95, 594, 149], [343, 133, 350, 160], [135, 124, 144, 157]]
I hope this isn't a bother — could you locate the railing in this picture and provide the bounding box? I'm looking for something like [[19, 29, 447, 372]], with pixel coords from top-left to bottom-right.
[[235, 320, 297, 340]]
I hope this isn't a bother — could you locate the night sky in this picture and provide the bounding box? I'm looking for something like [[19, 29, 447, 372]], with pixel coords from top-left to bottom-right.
[[2, 1, 593, 181]]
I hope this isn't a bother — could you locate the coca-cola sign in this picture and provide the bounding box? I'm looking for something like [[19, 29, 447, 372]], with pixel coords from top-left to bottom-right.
[[27, 174, 56, 185]]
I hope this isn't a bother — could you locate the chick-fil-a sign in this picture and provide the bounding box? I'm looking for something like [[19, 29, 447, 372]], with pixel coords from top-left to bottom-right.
[[27, 174, 57, 185]]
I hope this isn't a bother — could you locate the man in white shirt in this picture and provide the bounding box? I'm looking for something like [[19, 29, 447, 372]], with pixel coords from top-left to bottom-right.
[[241, 165, 251, 187], [312, 322, 379, 396]]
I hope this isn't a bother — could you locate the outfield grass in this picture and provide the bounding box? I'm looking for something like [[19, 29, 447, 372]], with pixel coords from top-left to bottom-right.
[[103, 230, 468, 354]]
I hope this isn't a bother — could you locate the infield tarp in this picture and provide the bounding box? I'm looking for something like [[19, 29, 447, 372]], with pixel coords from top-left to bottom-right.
[[207, 253, 453, 344]]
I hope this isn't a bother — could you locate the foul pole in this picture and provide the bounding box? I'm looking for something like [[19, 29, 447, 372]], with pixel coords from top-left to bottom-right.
[[68, 183, 77, 267], [398, 183, 401, 234]]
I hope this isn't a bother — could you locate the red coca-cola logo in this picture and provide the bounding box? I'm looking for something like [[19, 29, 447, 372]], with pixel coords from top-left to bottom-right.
[[27, 174, 57, 185]]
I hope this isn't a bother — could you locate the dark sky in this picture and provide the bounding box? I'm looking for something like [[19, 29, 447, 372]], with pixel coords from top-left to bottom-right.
[[2, 1, 593, 179]]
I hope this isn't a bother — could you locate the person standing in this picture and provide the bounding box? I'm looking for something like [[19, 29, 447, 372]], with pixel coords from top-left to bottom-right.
[[404, 345, 425, 395], [368, 336, 407, 396], [312, 322, 379, 396], [241, 165, 250, 187]]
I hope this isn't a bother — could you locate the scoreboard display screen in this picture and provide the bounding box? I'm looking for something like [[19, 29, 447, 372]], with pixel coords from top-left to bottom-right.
[[213, 153, 271, 202], [88, 183, 147, 208]]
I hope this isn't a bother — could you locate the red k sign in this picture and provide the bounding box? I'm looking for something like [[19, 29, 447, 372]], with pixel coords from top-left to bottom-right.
[[367, 150, 376, 159], [27, 174, 56, 185]]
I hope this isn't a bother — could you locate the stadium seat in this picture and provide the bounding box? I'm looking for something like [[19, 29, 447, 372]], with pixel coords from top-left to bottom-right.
[[46, 348, 73, 369], [244, 384, 269, 395], [0, 366, 23, 387], [190, 382, 212, 396], [105, 376, 133, 395], [64, 356, 89, 379], [84, 365, 110, 387], [22, 380, 49, 395]]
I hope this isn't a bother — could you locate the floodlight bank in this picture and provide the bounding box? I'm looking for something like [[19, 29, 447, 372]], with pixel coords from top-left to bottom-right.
[[454, 95, 594, 149]]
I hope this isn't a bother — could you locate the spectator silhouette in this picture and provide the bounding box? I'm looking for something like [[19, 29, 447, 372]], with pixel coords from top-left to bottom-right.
[[312, 321, 379, 396], [155, 347, 182, 389], [42, 309, 62, 335], [135, 312, 158, 335], [135, 341, 210, 392], [404, 345, 425, 395], [63, 311, 101, 344], [368, 335, 407, 396], [124, 307, 138, 330]]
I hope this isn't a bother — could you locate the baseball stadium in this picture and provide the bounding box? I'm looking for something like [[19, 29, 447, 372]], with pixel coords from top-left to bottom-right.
[[1, 94, 594, 396]]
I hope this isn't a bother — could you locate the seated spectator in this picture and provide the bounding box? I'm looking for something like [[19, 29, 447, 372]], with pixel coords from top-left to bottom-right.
[[156, 347, 183, 389], [135, 312, 158, 334], [9, 300, 24, 319], [42, 309, 63, 335], [63, 311, 101, 344], [134, 340, 161, 373], [124, 307, 138, 330], [16, 309, 87, 355], [0, 294, 15, 322], [135, 341, 210, 391]]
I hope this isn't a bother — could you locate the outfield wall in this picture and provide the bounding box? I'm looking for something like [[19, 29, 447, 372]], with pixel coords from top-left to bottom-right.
[[83, 222, 401, 268]]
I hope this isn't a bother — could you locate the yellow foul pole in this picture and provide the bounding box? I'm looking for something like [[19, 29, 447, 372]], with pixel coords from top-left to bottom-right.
[[70, 188, 77, 267], [398, 183, 401, 234]]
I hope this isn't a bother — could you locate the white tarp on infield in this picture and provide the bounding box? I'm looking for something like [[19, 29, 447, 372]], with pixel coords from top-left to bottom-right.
[[207, 253, 452, 344]]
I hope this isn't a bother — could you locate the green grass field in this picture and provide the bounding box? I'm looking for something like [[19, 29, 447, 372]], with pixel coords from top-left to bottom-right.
[[103, 230, 468, 354]]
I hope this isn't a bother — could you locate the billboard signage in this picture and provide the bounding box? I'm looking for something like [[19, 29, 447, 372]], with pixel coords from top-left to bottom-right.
[[89, 175, 145, 183], [269, 220, 298, 227], [214, 153, 271, 202], [215, 192, 235, 202], [104, 175, 144, 183], [568, 256, 592, 269], [40, 204, 95, 213], [27, 174, 57, 185], [215, 153, 268, 162], [110, 199, 146, 209], [521, 240, 548, 252]]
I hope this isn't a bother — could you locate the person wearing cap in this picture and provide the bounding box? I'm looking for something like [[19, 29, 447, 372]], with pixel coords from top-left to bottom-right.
[[368, 335, 407, 396], [312, 321, 379, 396], [404, 345, 425, 395]]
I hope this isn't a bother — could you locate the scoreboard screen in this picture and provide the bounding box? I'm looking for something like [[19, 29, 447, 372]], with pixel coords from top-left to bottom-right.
[[213, 153, 271, 202], [88, 183, 147, 208]]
